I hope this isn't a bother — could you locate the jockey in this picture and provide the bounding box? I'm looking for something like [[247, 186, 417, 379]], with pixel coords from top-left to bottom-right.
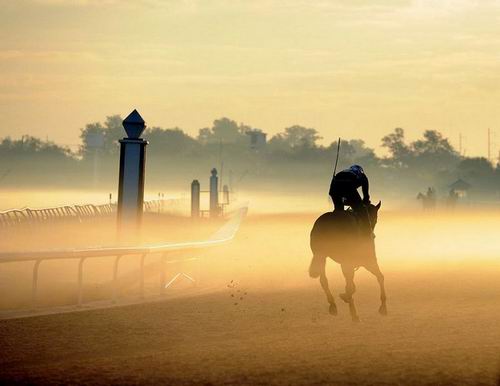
[[329, 164, 372, 236]]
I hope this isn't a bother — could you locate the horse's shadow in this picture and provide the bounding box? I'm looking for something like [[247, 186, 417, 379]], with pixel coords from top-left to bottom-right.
[[309, 202, 386, 322]]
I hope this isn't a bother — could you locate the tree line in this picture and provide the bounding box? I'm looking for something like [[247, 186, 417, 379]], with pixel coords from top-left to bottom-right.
[[1, 115, 499, 199]]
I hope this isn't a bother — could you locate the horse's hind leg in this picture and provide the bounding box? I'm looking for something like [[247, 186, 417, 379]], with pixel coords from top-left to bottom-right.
[[365, 261, 387, 316], [319, 260, 337, 316], [311, 255, 337, 315], [309, 254, 323, 278], [340, 264, 359, 322]]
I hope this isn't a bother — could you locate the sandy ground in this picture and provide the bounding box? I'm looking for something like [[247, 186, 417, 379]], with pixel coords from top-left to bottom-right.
[[0, 210, 499, 385]]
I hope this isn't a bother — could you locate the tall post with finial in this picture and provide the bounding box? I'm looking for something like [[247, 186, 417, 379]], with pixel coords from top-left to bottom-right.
[[117, 109, 148, 237]]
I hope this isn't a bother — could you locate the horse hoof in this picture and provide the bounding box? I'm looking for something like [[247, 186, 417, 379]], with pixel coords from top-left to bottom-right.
[[339, 293, 351, 303], [379, 305, 388, 316], [352, 315, 360, 323], [329, 303, 337, 315]]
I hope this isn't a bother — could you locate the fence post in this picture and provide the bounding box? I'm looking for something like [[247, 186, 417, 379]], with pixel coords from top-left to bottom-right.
[[112, 255, 122, 303], [117, 109, 148, 238], [159, 254, 166, 295], [191, 180, 200, 218], [209, 168, 219, 218], [77, 257, 86, 307], [31, 260, 42, 310], [140, 254, 146, 299]]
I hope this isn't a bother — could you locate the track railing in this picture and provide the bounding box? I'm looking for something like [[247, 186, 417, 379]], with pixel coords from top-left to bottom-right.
[[0, 207, 247, 311], [0, 199, 185, 229], [0, 204, 115, 228]]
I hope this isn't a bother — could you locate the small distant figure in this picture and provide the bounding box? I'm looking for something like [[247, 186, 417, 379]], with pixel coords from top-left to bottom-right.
[[417, 187, 437, 211], [329, 164, 372, 236], [427, 187, 436, 201], [446, 188, 459, 210]]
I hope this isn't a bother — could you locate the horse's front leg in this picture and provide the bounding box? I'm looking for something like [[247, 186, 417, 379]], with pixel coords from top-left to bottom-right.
[[318, 259, 337, 316], [365, 261, 387, 315], [340, 264, 359, 322]]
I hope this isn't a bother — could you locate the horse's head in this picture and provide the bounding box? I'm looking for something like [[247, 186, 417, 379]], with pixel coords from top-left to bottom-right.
[[367, 201, 381, 229]]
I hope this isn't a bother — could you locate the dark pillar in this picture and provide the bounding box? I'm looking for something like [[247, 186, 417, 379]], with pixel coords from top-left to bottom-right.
[[191, 179, 200, 218], [117, 109, 148, 236], [209, 168, 219, 218]]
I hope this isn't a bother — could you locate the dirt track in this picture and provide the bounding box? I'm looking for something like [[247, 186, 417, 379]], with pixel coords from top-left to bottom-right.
[[0, 211, 499, 385]]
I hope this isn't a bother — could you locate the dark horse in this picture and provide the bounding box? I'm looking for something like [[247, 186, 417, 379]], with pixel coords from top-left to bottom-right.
[[309, 202, 386, 322]]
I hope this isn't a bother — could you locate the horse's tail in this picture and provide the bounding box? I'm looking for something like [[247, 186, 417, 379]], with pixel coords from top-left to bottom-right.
[[308, 254, 325, 278]]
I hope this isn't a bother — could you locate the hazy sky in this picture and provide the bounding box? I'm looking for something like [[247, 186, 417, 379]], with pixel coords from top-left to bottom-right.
[[1, 0, 500, 156]]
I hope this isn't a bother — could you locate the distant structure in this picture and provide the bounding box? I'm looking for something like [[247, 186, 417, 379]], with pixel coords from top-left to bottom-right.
[[246, 129, 267, 150], [447, 189, 459, 209], [191, 169, 232, 219], [449, 179, 471, 198]]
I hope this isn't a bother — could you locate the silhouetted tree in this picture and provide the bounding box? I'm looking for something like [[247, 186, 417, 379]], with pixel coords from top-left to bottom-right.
[[411, 130, 459, 171], [412, 130, 456, 156], [381, 128, 411, 167], [79, 115, 123, 157], [102, 115, 124, 153], [268, 125, 322, 157], [0, 136, 72, 159], [144, 127, 200, 155], [457, 157, 497, 192], [282, 125, 321, 149], [197, 117, 247, 144], [459, 157, 493, 175]]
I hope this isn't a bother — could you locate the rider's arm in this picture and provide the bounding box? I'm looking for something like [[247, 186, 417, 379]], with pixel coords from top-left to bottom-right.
[[361, 174, 370, 203]]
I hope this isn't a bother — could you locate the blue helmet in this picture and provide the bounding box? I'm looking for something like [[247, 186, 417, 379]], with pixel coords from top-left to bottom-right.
[[349, 164, 365, 176], [349, 165, 365, 174]]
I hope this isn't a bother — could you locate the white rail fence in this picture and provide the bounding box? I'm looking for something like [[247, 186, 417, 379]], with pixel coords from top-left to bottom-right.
[[0, 207, 247, 311], [0, 199, 186, 229]]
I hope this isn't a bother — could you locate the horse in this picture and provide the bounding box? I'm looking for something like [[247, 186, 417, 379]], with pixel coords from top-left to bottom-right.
[[308, 201, 386, 322], [417, 192, 436, 211]]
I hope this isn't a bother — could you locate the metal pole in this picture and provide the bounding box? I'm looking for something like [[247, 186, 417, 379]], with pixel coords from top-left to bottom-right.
[[488, 128, 491, 162], [223, 184, 230, 205], [112, 255, 122, 303], [159, 253, 166, 295], [77, 257, 86, 307], [140, 253, 146, 299]]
